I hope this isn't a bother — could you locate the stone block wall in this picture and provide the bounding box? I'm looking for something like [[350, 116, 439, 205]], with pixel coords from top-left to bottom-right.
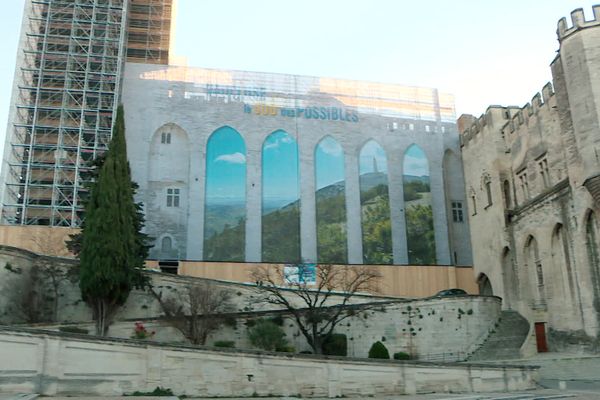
[[0, 328, 538, 397]]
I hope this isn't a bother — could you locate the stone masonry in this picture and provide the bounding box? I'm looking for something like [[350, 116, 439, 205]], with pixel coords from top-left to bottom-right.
[[459, 6, 600, 352]]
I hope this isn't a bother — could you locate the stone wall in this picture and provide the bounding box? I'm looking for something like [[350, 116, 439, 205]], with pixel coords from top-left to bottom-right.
[[0, 328, 538, 397], [59, 295, 501, 361], [0, 245, 391, 325]]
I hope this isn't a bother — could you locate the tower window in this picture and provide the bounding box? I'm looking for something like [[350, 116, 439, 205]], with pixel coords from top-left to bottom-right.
[[538, 157, 550, 188], [517, 170, 529, 201], [167, 188, 180, 207], [161, 132, 171, 144], [451, 201, 464, 223]]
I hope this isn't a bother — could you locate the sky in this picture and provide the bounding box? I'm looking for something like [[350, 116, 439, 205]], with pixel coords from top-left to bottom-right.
[[0, 1, 598, 160]]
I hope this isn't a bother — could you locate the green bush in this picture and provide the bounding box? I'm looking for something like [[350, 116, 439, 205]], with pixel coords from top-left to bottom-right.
[[393, 351, 410, 360], [213, 340, 235, 348], [58, 326, 89, 334], [248, 319, 288, 351], [322, 333, 347, 356], [275, 345, 296, 353], [129, 387, 173, 396], [368, 341, 390, 359]]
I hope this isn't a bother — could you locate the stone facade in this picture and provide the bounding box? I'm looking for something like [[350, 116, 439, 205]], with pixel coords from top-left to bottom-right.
[[459, 6, 600, 350], [0, 328, 538, 397], [121, 64, 472, 266]]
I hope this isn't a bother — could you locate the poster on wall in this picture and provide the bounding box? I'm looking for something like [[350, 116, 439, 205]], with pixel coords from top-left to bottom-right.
[[203, 127, 247, 261], [262, 130, 301, 262], [315, 136, 348, 264], [284, 263, 317, 285], [403, 145, 436, 265], [359, 140, 393, 264]]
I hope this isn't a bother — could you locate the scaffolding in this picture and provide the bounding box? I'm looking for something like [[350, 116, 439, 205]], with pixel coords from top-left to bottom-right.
[[126, 0, 173, 64], [2, 0, 128, 227]]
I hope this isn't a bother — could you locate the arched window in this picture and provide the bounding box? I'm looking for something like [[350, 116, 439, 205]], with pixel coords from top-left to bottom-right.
[[359, 140, 392, 264], [478, 273, 493, 296], [315, 136, 347, 264], [585, 211, 600, 311], [501, 247, 516, 305], [261, 130, 300, 262], [503, 180, 511, 209], [483, 175, 492, 206], [204, 126, 246, 262], [551, 223, 575, 307], [403, 144, 435, 265], [161, 236, 172, 253], [525, 235, 545, 308]]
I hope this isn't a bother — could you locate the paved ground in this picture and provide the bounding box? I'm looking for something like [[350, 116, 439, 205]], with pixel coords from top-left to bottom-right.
[[2, 391, 598, 399], [472, 352, 600, 392]]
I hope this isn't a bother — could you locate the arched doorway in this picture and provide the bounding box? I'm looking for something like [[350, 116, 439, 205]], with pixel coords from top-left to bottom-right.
[[478, 273, 493, 296]]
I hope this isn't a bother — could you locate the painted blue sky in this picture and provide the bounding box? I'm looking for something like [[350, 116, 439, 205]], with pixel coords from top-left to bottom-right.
[[359, 140, 388, 175], [262, 130, 299, 208], [403, 145, 430, 177], [315, 137, 345, 190], [205, 127, 246, 203]]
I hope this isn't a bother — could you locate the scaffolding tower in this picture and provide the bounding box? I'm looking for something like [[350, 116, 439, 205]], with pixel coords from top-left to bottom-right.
[[1, 0, 128, 227], [126, 0, 173, 64]]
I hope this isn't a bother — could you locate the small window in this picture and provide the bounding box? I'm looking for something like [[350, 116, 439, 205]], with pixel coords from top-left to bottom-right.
[[538, 157, 550, 188], [441, 126, 446, 133], [409, 123, 414, 131], [517, 170, 529, 201], [161, 132, 171, 144], [392, 122, 398, 130], [167, 89, 173, 98], [485, 180, 493, 206], [425, 125, 430, 132], [451, 201, 464, 223], [166, 188, 180, 207], [471, 194, 477, 216]]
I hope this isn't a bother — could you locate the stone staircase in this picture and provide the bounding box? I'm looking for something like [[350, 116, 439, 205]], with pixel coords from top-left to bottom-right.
[[467, 310, 530, 361]]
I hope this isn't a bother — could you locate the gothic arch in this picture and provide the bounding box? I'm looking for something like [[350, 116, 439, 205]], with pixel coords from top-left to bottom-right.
[[477, 273, 494, 296], [203, 126, 247, 262], [358, 139, 392, 264], [261, 130, 300, 262], [403, 144, 435, 265], [584, 210, 600, 314], [314, 136, 347, 263]]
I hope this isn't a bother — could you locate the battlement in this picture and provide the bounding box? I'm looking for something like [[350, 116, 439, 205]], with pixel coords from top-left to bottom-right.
[[557, 5, 600, 41], [460, 82, 556, 147]]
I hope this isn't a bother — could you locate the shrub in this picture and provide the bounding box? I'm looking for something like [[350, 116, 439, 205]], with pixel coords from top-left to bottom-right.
[[131, 321, 155, 340], [213, 340, 235, 348], [129, 387, 174, 396], [275, 345, 296, 353], [368, 341, 390, 359], [322, 333, 347, 356], [393, 351, 410, 360], [58, 326, 89, 334], [248, 319, 287, 351]]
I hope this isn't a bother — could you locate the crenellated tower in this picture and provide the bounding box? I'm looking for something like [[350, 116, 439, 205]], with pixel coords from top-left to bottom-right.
[[553, 5, 600, 203]]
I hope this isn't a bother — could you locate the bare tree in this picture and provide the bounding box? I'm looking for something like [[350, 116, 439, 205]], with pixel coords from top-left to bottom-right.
[[251, 264, 382, 354], [151, 282, 233, 345], [31, 236, 79, 321]]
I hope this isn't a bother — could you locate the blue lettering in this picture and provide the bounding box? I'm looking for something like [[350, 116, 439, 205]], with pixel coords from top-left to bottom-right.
[[320, 107, 327, 120]]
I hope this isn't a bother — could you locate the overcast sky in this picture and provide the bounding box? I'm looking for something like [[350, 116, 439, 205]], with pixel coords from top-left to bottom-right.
[[0, 0, 597, 158]]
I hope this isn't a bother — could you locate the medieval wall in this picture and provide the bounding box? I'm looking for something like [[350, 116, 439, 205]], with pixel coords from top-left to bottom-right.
[[459, 6, 600, 347]]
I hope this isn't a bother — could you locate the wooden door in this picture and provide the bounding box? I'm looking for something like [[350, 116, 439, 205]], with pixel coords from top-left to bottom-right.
[[535, 322, 548, 353]]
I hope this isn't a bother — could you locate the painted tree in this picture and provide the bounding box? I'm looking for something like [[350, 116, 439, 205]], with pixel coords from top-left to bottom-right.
[[78, 105, 148, 335]]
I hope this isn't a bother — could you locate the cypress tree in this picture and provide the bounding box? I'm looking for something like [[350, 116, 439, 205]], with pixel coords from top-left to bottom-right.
[[78, 105, 148, 335]]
